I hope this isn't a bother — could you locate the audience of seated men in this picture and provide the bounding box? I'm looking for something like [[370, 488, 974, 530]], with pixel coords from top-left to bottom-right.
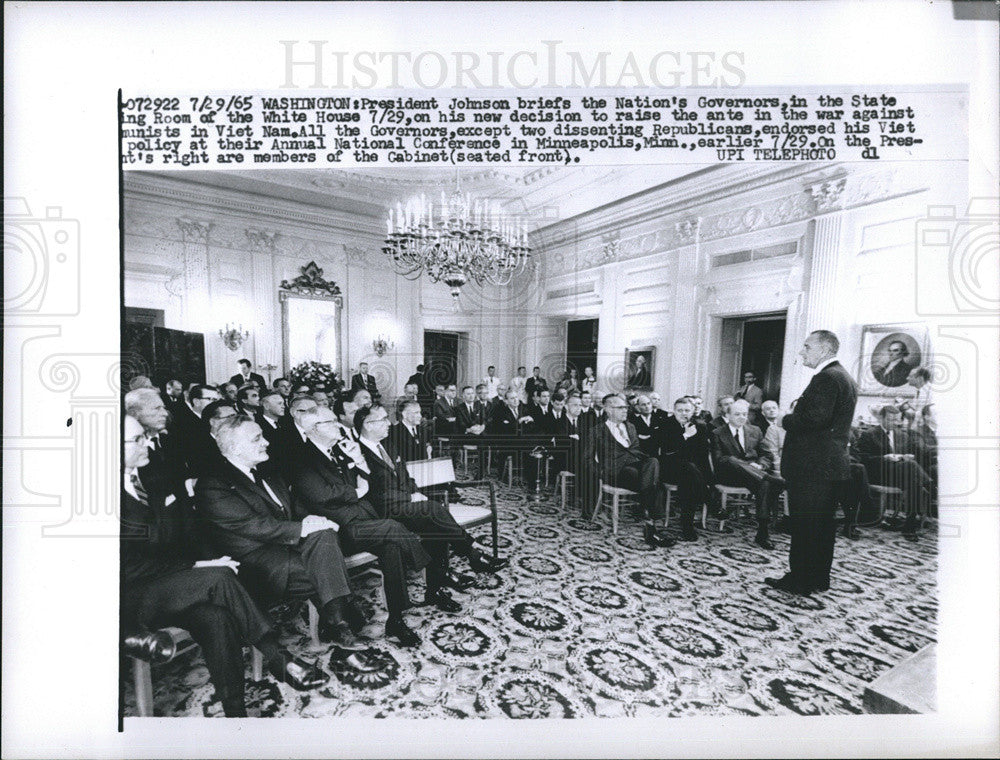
[[586, 393, 674, 548], [123, 415, 327, 716], [286, 407, 430, 647], [195, 415, 374, 659], [711, 399, 783, 550], [660, 397, 713, 542], [854, 404, 933, 539], [354, 404, 508, 613]]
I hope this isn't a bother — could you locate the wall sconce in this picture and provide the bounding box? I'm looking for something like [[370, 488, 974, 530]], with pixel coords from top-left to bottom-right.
[[219, 323, 249, 351], [372, 334, 395, 356]]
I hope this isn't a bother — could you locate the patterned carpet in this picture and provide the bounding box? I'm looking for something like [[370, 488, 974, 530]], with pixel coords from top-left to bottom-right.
[[124, 476, 937, 718]]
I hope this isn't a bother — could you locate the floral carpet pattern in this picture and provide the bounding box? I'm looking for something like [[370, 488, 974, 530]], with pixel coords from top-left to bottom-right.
[[124, 478, 937, 718]]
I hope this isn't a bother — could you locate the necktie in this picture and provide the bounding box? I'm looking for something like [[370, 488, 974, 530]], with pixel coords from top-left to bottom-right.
[[377, 443, 394, 467], [251, 468, 285, 511], [618, 424, 628, 443], [735, 429, 745, 456], [130, 472, 148, 505]]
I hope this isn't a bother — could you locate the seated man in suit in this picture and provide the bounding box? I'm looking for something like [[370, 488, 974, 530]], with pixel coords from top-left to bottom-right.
[[854, 404, 932, 539], [229, 358, 266, 391], [164, 379, 186, 411], [124, 388, 190, 505], [270, 394, 320, 474], [456, 386, 488, 440], [257, 390, 285, 445], [648, 393, 671, 425], [579, 390, 600, 432], [236, 384, 262, 420], [758, 399, 781, 437], [528, 389, 555, 435], [660, 397, 713, 542], [195, 415, 372, 654], [433, 384, 459, 437], [288, 407, 430, 647], [711, 399, 783, 549], [586, 393, 673, 548], [629, 394, 664, 458], [710, 395, 735, 430], [123, 415, 326, 715], [350, 362, 379, 399], [354, 404, 508, 611], [391, 399, 434, 462], [171, 384, 222, 471], [273, 377, 292, 411], [487, 388, 542, 491], [688, 395, 713, 427]]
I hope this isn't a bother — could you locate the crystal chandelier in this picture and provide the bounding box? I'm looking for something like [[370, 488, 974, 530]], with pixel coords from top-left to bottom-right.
[[382, 178, 531, 303]]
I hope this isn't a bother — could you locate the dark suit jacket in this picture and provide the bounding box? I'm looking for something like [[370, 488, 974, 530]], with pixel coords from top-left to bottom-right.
[[628, 412, 664, 457], [694, 410, 714, 426], [553, 414, 589, 474], [195, 460, 301, 561], [585, 420, 650, 482], [390, 421, 432, 462], [358, 438, 419, 517], [661, 417, 712, 473], [525, 376, 548, 399], [121, 489, 201, 587], [229, 372, 266, 390], [487, 402, 526, 437], [853, 426, 918, 480], [138, 430, 190, 504], [350, 372, 379, 396], [781, 360, 858, 482], [455, 401, 486, 434], [527, 404, 555, 435], [873, 360, 911, 388], [712, 423, 766, 468], [433, 397, 458, 436], [285, 441, 378, 526]]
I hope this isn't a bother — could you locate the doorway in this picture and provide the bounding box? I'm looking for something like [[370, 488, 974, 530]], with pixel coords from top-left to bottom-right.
[[718, 313, 786, 401], [423, 330, 459, 389], [566, 318, 599, 380]]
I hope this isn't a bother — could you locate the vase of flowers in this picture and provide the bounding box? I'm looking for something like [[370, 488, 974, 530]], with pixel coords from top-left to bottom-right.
[[289, 360, 337, 390]]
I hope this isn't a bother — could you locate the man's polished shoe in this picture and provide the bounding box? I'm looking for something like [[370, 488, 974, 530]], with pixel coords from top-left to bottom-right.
[[652, 528, 675, 547], [343, 598, 371, 635], [843, 526, 861, 540], [273, 656, 329, 691], [328, 647, 379, 673], [754, 534, 775, 551], [442, 569, 477, 591], [424, 588, 462, 613], [680, 526, 698, 542], [385, 617, 421, 648], [468, 552, 508, 573], [764, 575, 811, 595], [318, 621, 368, 650], [642, 524, 660, 547], [123, 630, 177, 663]]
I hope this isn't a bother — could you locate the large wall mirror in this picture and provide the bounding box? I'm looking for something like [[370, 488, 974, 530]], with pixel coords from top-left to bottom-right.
[[279, 261, 344, 374]]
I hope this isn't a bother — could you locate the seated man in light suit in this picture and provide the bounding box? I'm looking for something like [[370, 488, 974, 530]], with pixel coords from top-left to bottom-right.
[[711, 399, 784, 550], [585, 393, 673, 548], [195, 415, 372, 655], [123, 415, 327, 716], [354, 404, 508, 612], [288, 407, 430, 647]]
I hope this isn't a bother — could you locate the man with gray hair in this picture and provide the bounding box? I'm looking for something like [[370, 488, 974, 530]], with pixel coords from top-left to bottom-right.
[[767, 330, 857, 595], [124, 387, 190, 506], [196, 415, 373, 656], [288, 407, 429, 647]]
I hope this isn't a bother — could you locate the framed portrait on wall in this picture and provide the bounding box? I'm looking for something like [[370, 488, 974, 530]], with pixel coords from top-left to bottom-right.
[[858, 323, 931, 396], [625, 345, 655, 391]]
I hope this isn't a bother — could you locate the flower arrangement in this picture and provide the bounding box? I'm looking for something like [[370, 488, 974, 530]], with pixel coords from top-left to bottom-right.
[[289, 360, 338, 390]]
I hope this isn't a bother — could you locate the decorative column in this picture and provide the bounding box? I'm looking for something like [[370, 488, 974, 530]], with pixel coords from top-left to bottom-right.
[[246, 227, 280, 372], [671, 216, 702, 401], [802, 177, 849, 335]]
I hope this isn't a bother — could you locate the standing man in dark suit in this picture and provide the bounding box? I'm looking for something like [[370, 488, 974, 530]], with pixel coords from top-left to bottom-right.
[[660, 397, 713, 542], [585, 393, 673, 548], [288, 407, 430, 647], [711, 399, 784, 550], [350, 362, 379, 399], [767, 330, 858, 595], [122, 415, 327, 715], [525, 366, 549, 401], [229, 358, 266, 391], [354, 405, 508, 612], [195, 415, 371, 653], [164, 379, 186, 414]]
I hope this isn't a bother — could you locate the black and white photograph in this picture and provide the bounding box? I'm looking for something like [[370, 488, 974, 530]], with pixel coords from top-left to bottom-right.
[[4, 2, 999, 758]]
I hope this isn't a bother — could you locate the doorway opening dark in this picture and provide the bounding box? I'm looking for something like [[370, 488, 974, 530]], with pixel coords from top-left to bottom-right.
[[565, 318, 599, 381], [423, 330, 459, 391]]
